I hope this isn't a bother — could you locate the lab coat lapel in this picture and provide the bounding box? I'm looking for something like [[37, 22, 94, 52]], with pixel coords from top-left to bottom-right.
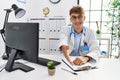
[[81, 34, 84, 46], [80, 28, 86, 47]]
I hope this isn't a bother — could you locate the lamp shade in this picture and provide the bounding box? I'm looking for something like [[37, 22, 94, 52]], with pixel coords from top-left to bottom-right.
[[12, 4, 26, 19]]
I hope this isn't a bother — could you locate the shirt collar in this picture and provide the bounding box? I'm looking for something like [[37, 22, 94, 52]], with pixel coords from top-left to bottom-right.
[[70, 25, 86, 37]]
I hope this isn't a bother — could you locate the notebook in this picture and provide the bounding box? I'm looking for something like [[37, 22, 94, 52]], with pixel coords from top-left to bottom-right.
[[62, 57, 97, 72]]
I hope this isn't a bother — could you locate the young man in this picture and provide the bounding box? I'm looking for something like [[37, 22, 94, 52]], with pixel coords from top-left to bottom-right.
[[58, 5, 100, 65]]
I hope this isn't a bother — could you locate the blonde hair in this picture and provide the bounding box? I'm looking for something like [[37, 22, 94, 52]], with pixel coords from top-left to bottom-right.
[[69, 5, 85, 16]]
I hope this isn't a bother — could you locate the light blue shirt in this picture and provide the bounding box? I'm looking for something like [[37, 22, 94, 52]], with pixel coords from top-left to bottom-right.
[[70, 27, 82, 56]]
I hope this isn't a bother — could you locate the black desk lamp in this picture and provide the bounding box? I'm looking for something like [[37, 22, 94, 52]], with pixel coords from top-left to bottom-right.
[[0, 4, 26, 59]]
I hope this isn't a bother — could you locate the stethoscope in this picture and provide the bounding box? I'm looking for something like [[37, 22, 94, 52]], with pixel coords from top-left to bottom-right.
[[69, 26, 89, 53]]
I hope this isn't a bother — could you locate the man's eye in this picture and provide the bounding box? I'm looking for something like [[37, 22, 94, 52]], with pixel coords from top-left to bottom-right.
[[72, 16, 76, 19]]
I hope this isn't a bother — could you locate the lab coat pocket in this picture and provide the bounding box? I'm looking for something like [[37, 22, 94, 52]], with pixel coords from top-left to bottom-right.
[[79, 45, 89, 56]]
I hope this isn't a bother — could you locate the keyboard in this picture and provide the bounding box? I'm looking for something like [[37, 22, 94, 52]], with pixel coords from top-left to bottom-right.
[[37, 57, 61, 66]]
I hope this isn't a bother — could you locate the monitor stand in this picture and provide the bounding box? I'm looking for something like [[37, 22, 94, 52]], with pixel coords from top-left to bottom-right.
[[5, 49, 34, 72]]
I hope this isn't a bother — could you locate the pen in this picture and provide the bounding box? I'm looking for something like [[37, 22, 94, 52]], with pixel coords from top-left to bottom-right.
[[61, 68, 78, 75]]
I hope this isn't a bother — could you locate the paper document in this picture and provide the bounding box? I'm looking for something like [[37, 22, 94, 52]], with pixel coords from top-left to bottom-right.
[[62, 57, 97, 72]]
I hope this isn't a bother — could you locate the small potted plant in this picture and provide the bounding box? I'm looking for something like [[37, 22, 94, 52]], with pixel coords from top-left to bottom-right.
[[96, 21, 101, 37], [47, 61, 55, 76]]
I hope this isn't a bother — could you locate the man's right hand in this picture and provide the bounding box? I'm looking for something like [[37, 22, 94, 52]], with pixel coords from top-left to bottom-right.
[[61, 45, 74, 65], [68, 59, 74, 65]]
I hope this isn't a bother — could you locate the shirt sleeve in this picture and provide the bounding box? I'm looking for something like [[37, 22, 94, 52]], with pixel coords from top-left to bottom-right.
[[57, 26, 70, 51]]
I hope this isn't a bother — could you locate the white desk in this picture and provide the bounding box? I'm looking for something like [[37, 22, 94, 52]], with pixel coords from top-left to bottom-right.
[[0, 54, 120, 80]]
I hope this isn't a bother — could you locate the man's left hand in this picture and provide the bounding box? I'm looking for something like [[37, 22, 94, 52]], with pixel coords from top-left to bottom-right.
[[73, 56, 90, 66]]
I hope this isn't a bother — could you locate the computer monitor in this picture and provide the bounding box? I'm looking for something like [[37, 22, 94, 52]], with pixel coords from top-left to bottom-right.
[[4, 22, 61, 72], [5, 22, 39, 72]]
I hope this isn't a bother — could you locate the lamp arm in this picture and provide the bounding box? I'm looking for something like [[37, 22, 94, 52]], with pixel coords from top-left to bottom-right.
[[0, 4, 25, 60], [0, 9, 12, 42], [3, 9, 12, 30], [77, 0, 79, 5], [0, 32, 5, 42]]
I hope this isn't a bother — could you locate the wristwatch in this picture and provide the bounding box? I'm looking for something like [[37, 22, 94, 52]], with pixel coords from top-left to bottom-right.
[[49, 0, 61, 4]]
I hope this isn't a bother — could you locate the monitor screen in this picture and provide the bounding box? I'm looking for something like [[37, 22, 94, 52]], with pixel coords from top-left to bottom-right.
[[5, 22, 39, 62], [5, 22, 39, 72]]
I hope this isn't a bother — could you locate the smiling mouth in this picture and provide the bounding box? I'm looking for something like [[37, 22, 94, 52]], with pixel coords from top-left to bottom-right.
[[75, 22, 82, 25]]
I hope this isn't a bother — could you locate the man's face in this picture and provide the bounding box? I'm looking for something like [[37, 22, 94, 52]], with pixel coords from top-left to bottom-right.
[[70, 13, 85, 29]]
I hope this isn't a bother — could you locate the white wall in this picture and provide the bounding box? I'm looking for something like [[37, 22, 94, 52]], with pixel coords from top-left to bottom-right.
[[0, 0, 77, 56], [25, 0, 77, 18]]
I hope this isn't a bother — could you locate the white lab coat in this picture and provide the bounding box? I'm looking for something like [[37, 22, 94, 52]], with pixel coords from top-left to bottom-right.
[[58, 25, 100, 62]]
